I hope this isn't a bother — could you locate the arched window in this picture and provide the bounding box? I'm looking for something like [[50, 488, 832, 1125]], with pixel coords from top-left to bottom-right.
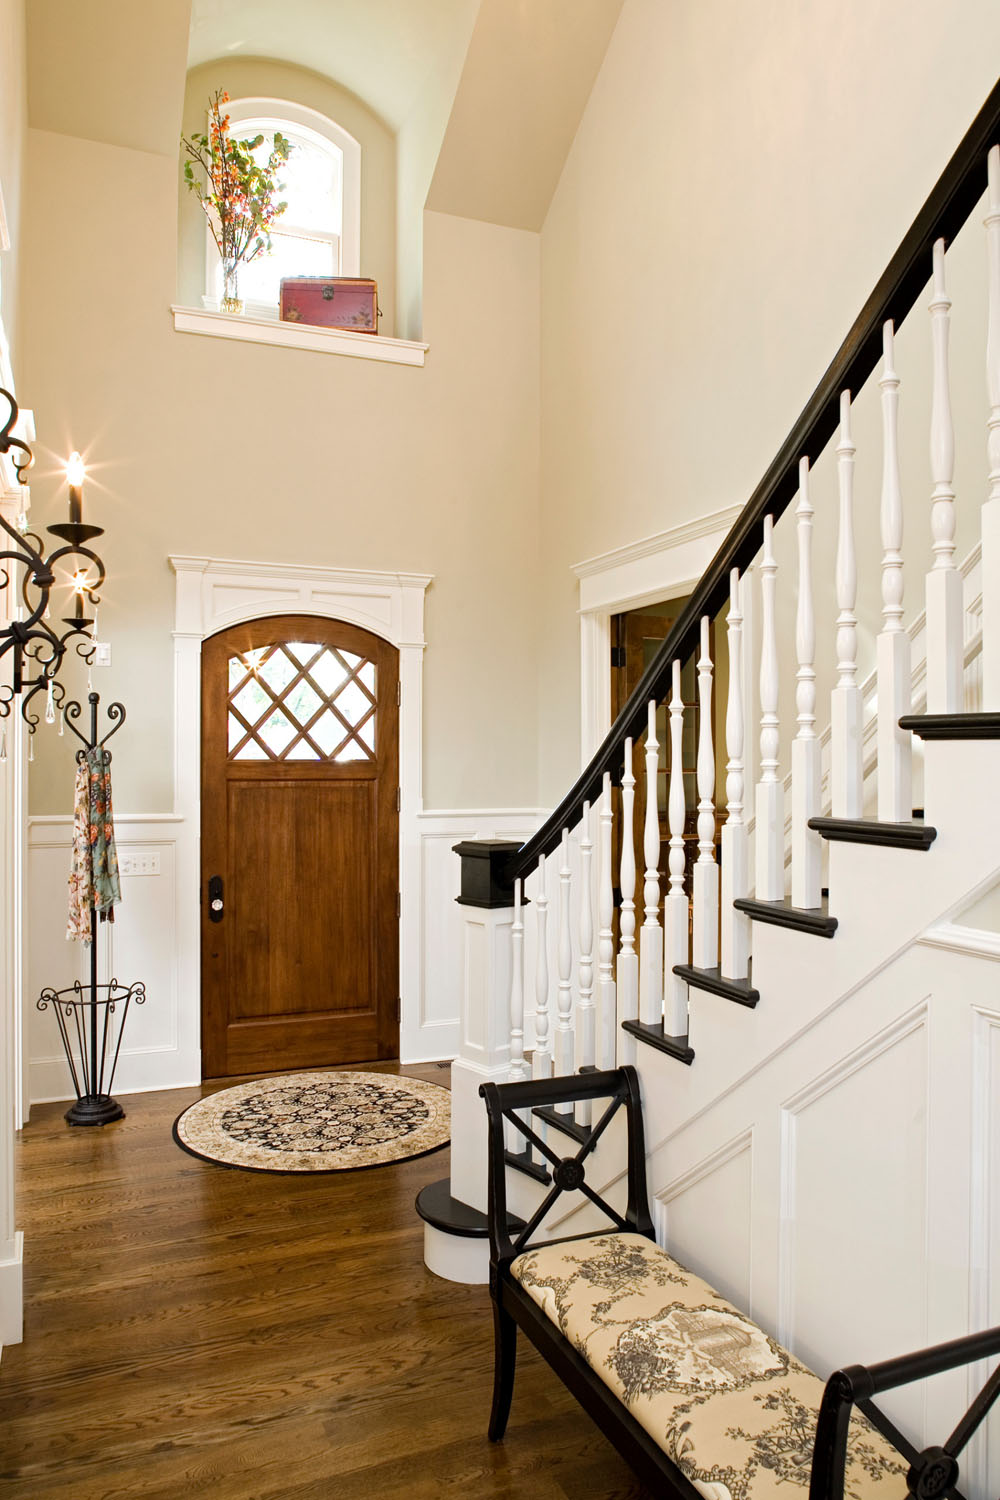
[[204, 98, 361, 316]]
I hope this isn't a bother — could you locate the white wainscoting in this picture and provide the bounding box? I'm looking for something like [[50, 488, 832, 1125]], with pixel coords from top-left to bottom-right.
[[639, 936, 1000, 1491], [27, 815, 191, 1104], [27, 807, 543, 1103]]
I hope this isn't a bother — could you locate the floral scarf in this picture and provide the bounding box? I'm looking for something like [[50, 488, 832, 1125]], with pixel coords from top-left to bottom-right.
[[67, 747, 121, 944]]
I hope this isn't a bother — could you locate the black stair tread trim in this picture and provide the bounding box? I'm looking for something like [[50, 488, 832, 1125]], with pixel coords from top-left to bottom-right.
[[621, 1019, 695, 1064], [533, 1105, 593, 1145], [415, 1179, 525, 1239], [808, 816, 938, 850], [672, 964, 759, 1008], [899, 712, 1000, 740], [734, 896, 838, 938], [505, 1148, 552, 1185]]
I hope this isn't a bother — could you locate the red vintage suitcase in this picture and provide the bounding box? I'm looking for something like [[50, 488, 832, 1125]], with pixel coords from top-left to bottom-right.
[[279, 277, 378, 334]]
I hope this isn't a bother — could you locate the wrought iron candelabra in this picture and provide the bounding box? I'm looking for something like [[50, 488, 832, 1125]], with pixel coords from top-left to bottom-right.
[[36, 692, 144, 1126], [0, 386, 106, 746]]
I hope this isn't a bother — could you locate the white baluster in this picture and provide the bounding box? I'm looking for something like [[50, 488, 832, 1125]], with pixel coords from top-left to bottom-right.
[[532, 853, 551, 1164], [756, 514, 784, 899], [506, 877, 528, 1154], [925, 238, 963, 713], [721, 573, 751, 976], [576, 800, 595, 1128], [663, 660, 689, 1035], [555, 828, 575, 1114], [877, 321, 912, 820], [618, 739, 639, 1048], [639, 699, 663, 1025], [831, 391, 862, 818], [597, 773, 617, 1068], [983, 146, 1000, 709], [791, 460, 822, 907], [509, 878, 527, 1082], [693, 617, 719, 967]]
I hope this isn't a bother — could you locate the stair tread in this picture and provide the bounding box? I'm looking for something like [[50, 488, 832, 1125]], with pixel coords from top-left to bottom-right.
[[734, 895, 838, 938], [532, 1104, 592, 1145], [415, 1178, 524, 1238], [809, 816, 937, 850], [673, 964, 759, 1007], [621, 1018, 695, 1064], [504, 1147, 552, 1185], [899, 712, 1000, 740]]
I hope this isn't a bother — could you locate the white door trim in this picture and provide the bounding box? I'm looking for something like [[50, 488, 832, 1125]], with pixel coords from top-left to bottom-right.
[[169, 554, 433, 1072], [572, 506, 742, 764]]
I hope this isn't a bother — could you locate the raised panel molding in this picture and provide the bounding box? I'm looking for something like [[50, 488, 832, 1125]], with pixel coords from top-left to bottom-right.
[[778, 1003, 929, 1431], [656, 1131, 754, 1313]]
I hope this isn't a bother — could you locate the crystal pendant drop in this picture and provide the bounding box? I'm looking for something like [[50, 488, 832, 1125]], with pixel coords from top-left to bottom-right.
[[28, 734, 34, 763], [45, 679, 55, 724], [0, 729, 6, 763], [58, 710, 64, 737]]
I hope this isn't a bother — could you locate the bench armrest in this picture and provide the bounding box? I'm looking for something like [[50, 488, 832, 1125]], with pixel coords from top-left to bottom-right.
[[479, 1065, 654, 1269], [809, 1325, 1000, 1500]]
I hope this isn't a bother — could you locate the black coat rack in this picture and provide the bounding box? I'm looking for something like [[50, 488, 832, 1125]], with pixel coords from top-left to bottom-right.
[[36, 691, 145, 1126]]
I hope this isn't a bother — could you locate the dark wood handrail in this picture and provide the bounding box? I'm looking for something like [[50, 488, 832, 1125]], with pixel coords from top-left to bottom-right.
[[504, 74, 1000, 887]]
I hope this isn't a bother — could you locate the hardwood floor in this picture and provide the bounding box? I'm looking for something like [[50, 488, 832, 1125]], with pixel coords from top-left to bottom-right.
[[0, 1063, 652, 1499]]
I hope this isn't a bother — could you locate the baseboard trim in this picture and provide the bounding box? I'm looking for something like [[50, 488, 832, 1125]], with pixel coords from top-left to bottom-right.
[[0, 1231, 24, 1348]]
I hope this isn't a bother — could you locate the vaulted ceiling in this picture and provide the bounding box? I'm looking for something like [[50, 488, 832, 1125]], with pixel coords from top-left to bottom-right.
[[187, 0, 479, 134]]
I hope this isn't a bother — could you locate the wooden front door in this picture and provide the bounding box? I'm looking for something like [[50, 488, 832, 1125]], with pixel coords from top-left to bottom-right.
[[200, 615, 399, 1079]]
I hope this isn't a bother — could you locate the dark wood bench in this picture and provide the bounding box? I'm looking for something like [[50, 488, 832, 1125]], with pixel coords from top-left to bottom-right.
[[480, 1066, 1000, 1499]]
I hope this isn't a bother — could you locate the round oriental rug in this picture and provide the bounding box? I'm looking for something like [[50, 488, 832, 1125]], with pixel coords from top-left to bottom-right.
[[172, 1070, 450, 1174]]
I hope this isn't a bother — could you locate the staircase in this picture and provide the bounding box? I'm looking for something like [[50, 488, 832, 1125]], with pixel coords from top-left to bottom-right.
[[416, 76, 1000, 1491]]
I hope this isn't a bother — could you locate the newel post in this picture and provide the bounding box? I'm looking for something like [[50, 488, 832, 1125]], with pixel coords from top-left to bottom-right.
[[448, 841, 520, 1215]]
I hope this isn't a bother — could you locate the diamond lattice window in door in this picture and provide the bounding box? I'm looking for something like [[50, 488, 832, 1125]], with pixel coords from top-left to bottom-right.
[[226, 642, 377, 761]]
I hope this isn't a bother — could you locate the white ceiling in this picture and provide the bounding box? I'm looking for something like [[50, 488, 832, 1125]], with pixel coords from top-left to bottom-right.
[[187, 0, 479, 132]]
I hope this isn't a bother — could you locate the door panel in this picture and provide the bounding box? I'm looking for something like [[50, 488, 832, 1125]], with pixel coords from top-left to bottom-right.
[[201, 615, 399, 1079]]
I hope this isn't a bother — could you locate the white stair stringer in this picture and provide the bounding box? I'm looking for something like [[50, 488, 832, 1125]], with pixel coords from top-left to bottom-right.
[[629, 740, 1000, 1499], [642, 739, 1000, 1154]]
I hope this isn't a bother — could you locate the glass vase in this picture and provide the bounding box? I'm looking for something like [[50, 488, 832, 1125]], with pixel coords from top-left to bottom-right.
[[220, 260, 243, 315]]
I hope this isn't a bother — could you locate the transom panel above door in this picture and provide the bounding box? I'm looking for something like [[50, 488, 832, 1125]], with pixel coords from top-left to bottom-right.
[[201, 615, 399, 1079]]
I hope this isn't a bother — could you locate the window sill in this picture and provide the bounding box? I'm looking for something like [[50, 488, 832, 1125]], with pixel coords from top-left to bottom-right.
[[170, 305, 428, 367]]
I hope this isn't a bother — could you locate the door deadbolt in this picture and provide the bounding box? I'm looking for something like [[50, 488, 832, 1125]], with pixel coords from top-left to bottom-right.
[[208, 874, 224, 922]]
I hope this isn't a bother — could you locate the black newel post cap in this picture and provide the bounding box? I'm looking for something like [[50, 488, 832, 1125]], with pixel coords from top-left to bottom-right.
[[453, 840, 522, 909]]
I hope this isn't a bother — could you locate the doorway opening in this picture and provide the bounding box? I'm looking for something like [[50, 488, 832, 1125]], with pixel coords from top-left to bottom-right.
[[610, 597, 727, 896]]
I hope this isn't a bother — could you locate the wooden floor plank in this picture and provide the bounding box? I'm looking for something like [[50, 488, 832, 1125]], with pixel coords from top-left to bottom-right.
[[0, 1064, 652, 1499]]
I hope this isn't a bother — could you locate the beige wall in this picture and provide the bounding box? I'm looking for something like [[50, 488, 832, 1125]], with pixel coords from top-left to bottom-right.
[[537, 0, 1000, 804], [394, 1, 478, 340], [0, 0, 26, 370], [178, 58, 398, 337], [20, 113, 541, 812]]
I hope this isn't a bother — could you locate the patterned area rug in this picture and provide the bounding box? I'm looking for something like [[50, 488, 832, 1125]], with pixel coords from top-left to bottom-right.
[[172, 1070, 450, 1173]]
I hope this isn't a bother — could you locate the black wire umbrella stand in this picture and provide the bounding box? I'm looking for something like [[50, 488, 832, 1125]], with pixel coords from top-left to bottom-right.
[[36, 692, 145, 1126]]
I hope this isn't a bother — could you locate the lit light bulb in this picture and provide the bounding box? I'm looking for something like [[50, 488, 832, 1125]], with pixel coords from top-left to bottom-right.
[[66, 452, 86, 525]]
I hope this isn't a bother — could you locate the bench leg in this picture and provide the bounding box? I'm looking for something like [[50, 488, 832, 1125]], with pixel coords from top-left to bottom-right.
[[488, 1301, 517, 1441]]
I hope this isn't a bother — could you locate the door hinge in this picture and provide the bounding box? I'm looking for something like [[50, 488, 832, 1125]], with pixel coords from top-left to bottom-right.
[[396, 997, 401, 1023], [611, 645, 626, 668], [396, 787, 401, 812], [396, 891, 401, 919], [397, 681, 401, 706]]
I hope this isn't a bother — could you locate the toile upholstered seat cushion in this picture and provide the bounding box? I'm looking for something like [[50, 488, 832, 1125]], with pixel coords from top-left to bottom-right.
[[510, 1233, 907, 1500]]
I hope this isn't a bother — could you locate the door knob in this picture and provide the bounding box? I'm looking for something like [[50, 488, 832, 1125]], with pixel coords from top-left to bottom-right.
[[208, 874, 224, 922]]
